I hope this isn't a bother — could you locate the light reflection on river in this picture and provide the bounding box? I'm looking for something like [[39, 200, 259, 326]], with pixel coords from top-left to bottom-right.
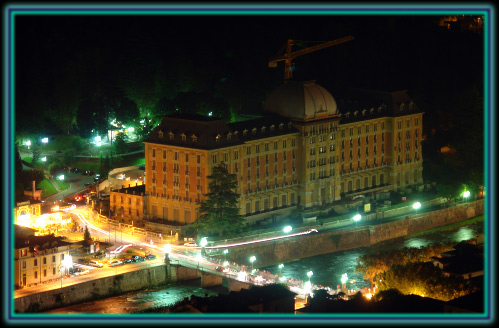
[[263, 223, 484, 291]]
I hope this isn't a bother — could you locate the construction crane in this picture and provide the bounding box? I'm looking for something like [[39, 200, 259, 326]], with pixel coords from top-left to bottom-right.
[[268, 36, 354, 82]]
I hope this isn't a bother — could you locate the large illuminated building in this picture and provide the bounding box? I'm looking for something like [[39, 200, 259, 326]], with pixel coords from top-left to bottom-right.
[[110, 81, 423, 232]]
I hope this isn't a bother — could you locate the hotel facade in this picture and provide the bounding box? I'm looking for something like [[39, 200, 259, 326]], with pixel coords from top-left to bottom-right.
[[111, 81, 423, 231]]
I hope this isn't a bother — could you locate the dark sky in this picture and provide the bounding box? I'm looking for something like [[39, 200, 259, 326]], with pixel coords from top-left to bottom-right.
[[14, 14, 483, 116]]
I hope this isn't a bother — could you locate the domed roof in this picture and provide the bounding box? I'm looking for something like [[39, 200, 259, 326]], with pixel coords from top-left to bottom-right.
[[264, 80, 338, 121]]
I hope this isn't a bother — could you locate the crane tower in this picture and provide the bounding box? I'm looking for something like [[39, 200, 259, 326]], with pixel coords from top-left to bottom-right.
[[268, 36, 354, 82]]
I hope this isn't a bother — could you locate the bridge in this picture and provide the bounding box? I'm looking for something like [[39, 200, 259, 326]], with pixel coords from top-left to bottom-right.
[[166, 256, 254, 293]]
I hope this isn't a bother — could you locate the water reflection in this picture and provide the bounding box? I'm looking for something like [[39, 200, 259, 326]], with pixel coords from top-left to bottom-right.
[[263, 223, 483, 291]]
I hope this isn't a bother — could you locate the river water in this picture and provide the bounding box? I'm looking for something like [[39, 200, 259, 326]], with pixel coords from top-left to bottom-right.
[[45, 222, 483, 313], [262, 222, 484, 292]]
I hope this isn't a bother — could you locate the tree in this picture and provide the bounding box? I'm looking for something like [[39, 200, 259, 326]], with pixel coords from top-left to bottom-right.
[[376, 262, 477, 301], [83, 225, 92, 245], [114, 97, 139, 127], [19, 168, 45, 188], [31, 140, 41, 163], [193, 162, 244, 238], [113, 132, 129, 154]]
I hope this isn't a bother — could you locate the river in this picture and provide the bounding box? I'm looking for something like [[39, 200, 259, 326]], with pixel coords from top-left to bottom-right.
[[45, 221, 483, 313], [262, 221, 484, 291]]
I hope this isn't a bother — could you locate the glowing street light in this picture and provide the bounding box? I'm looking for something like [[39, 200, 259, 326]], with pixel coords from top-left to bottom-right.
[[250, 256, 256, 271], [283, 225, 292, 233], [41, 137, 48, 144], [26, 140, 31, 149], [307, 270, 313, 282], [278, 263, 284, 276], [463, 190, 470, 203], [164, 243, 171, 263], [195, 253, 202, 268], [353, 214, 361, 227], [200, 237, 208, 256], [223, 249, 228, 262], [58, 174, 65, 181], [41, 156, 47, 162], [413, 202, 421, 215]]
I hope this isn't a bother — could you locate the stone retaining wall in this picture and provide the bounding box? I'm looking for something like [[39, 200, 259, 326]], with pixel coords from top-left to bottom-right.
[[224, 200, 484, 268], [15, 265, 168, 313]]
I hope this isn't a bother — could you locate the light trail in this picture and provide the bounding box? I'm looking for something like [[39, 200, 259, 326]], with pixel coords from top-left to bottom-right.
[[183, 229, 319, 249], [73, 211, 110, 235]]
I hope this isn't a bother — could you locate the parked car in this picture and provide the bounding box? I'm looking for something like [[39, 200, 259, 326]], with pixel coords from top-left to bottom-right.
[[107, 259, 124, 267], [83, 170, 94, 176], [74, 269, 90, 276], [88, 260, 103, 268], [184, 242, 197, 247], [145, 254, 157, 260], [122, 257, 133, 264], [132, 255, 145, 262], [215, 266, 224, 272], [69, 168, 80, 173], [84, 182, 93, 187]]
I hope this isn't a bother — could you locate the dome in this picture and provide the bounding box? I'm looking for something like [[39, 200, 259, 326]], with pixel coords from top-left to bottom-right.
[[263, 80, 338, 121]]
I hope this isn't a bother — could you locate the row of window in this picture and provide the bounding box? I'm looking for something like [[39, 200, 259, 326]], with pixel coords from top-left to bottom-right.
[[245, 193, 295, 213]]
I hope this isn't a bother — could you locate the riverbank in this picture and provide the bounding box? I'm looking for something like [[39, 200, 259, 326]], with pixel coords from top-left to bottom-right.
[[405, 215, 484, 238]]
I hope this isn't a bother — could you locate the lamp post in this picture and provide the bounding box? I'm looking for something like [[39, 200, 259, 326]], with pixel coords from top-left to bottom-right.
[[307, 270, 313, 283], [195, 253, 202, 269], [200, 237, 208, 256], [413, 202, 421, 215], [250, 256, 256, 272], [42, 137, 48, 151], [164, 243, 171, 264], [463, 190, 470, 203], [283, 225, 292, 233], [341, 273, 348, 294], [223, 249, 228, 262], [279, 263, 284, 276], [353, 214, 361, 228]]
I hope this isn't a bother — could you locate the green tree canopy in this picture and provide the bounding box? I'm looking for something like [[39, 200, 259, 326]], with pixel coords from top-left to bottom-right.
[[113, 132, 129, 154], [193, 162, 244, 238]]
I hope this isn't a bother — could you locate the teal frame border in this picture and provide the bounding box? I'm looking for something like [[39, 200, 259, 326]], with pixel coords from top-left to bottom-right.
[[3, 3, 495, 326]]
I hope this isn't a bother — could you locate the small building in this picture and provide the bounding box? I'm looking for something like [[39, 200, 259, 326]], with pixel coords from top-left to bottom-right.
[[432, 241, 484, 279], [109, 184, 146, 226], [14, 226, 73, 289]]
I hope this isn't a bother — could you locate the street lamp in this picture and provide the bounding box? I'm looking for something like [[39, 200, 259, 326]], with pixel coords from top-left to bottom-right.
[[463, 190, 470, 203], [195, 254, 202, 268], [250, 256, 256, 271], [353, 214, 361, 228], [307, 270, 313, 283], [283, 225, 292, 233], [59, 255, 72, 289], [42, 137, 48, 151], [223, 249, 228, 262], [164, 243, 171, 263], [279, 263, 284, 276], [413, 202, 421, 215], [341, 273, 348, 293], [200, 237, 208, 256]]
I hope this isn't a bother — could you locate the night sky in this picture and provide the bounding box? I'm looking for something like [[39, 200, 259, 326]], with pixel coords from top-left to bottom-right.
[[14, 13, 483, 133]]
